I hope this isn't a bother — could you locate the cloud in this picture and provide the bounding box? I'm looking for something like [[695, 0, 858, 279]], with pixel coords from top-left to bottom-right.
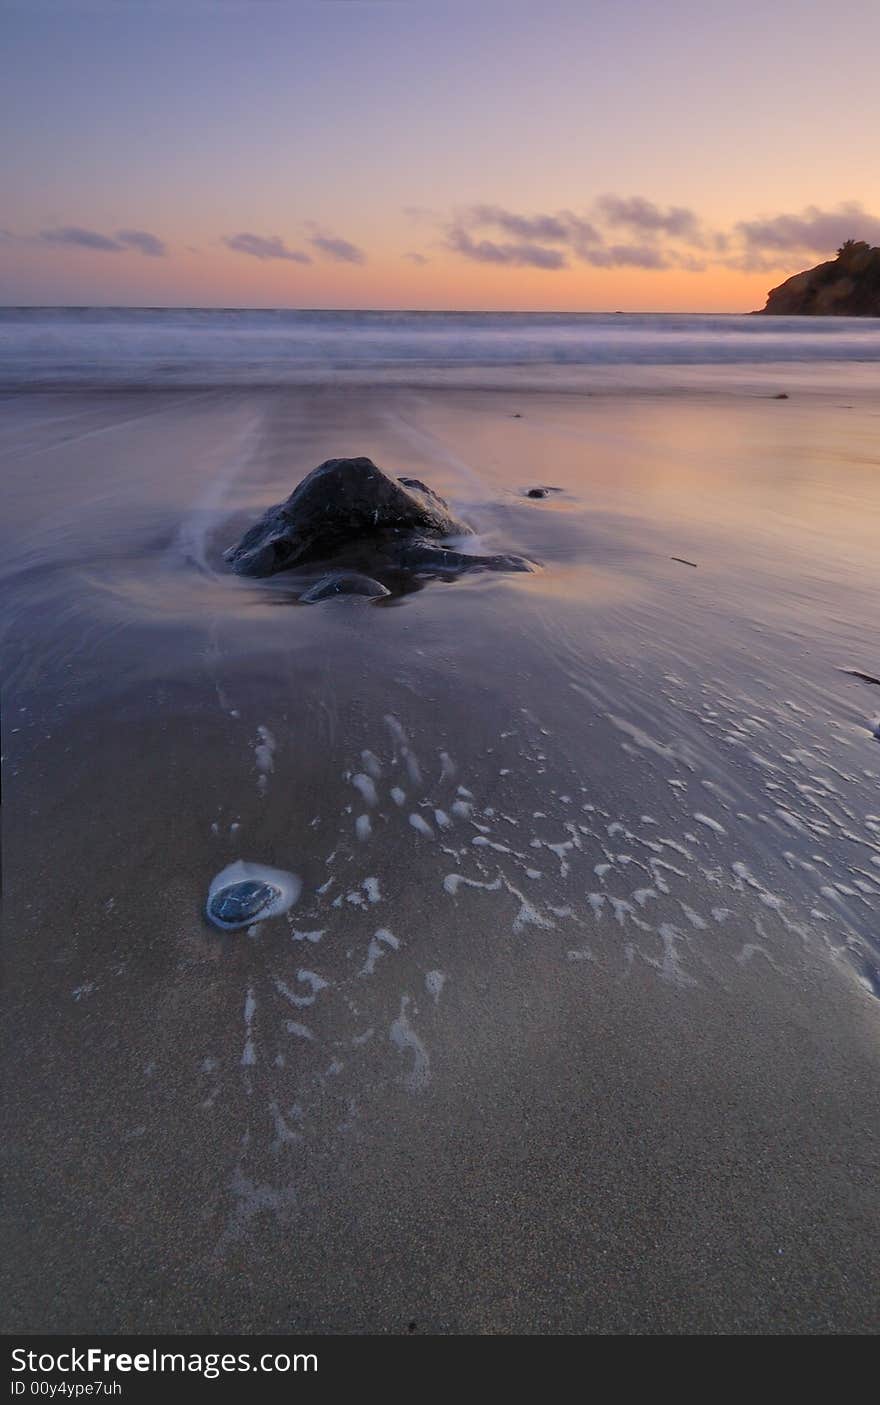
[[309, 233, 366, 265], [585, 243, 671, 270], [458, 205, 602, 259], [41, 226, 124, 252], [223, 232, 311, 262], [448, 205, 676, 270], [33, 197, 880, 288], [722, 252, 785, 275], [597, 195, 705, 245], [442, 195, 880, 276], [733, 203, 880, 266], [468, 206, 572, 243], [40, 225, 167, 256], [447, 226, 568, 270], [446, 203, 688, 271], [565, 219, 604, 257], [116, 229, 166, 257]]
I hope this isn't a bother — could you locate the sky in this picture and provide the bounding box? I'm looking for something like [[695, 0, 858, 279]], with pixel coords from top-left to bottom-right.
[[2, 0, 879, 311]]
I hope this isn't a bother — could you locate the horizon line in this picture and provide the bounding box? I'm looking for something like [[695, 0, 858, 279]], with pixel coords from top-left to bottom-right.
[[0, 303, 760, 316]]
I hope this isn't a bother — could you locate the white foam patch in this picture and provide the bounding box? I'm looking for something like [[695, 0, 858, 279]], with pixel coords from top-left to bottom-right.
[[443, 873, 503, 896], [361, 749, 383, 779], [680, 904, 708, 930], [285, 1020, 315, 1041], [242, 986, 256, 1067], [207, 860, 301, 930], [355, 814, 372, 841], [363, 876, 381, 903], [390, 995, 430, 1092], [502, 877, 555, 934], [360, 927, 400, 977], [297, 969, 329, 995], [274, 976, 311, 1009], [425, 970, 446, 1004], [409, 813, 434, 838], [652, 924, 698, 987], [385, 713, 422, 784], [472, 835, 512, 853], [606, 713, 678, 762], [352, 773, 378, 807], [735, 942, 783, 972], [391, 786, 406, 807], [268, 1100, 302, 1148], [609, 897, 634, 926], [694, 812, 726, 835], [274, 970, 329, 1008], [254, 725, 276, 793]]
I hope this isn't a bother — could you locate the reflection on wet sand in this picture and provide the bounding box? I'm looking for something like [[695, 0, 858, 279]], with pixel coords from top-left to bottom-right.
[[3, 378, 880, 1333]]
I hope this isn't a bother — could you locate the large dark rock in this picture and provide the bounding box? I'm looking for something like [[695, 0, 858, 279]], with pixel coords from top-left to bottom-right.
[[756, 240, 880, 316], [225, 455, 537, 583], [225, 456, 471, 577]]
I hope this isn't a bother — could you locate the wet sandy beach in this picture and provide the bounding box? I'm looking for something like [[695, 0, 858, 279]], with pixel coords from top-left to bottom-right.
[[2, 376, 880, 1333]]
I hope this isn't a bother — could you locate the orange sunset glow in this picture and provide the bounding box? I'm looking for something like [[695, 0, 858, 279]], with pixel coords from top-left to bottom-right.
[[2, 1, 879, 310]]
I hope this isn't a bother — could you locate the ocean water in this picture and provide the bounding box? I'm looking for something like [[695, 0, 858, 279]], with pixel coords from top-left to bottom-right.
[[1, 306, 879, 388]]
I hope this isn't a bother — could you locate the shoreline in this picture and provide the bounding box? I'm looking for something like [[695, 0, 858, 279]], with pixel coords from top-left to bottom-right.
[[2, 359, 879, 398]]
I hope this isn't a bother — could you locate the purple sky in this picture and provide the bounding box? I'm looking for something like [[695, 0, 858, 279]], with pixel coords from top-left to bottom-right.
[[2, 0, 879, 309]]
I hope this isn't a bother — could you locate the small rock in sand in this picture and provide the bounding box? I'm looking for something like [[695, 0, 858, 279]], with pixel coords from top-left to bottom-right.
[[300, 572, 390, 603], [208, 879, 280, 929], [206, 859, 301, 931]]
